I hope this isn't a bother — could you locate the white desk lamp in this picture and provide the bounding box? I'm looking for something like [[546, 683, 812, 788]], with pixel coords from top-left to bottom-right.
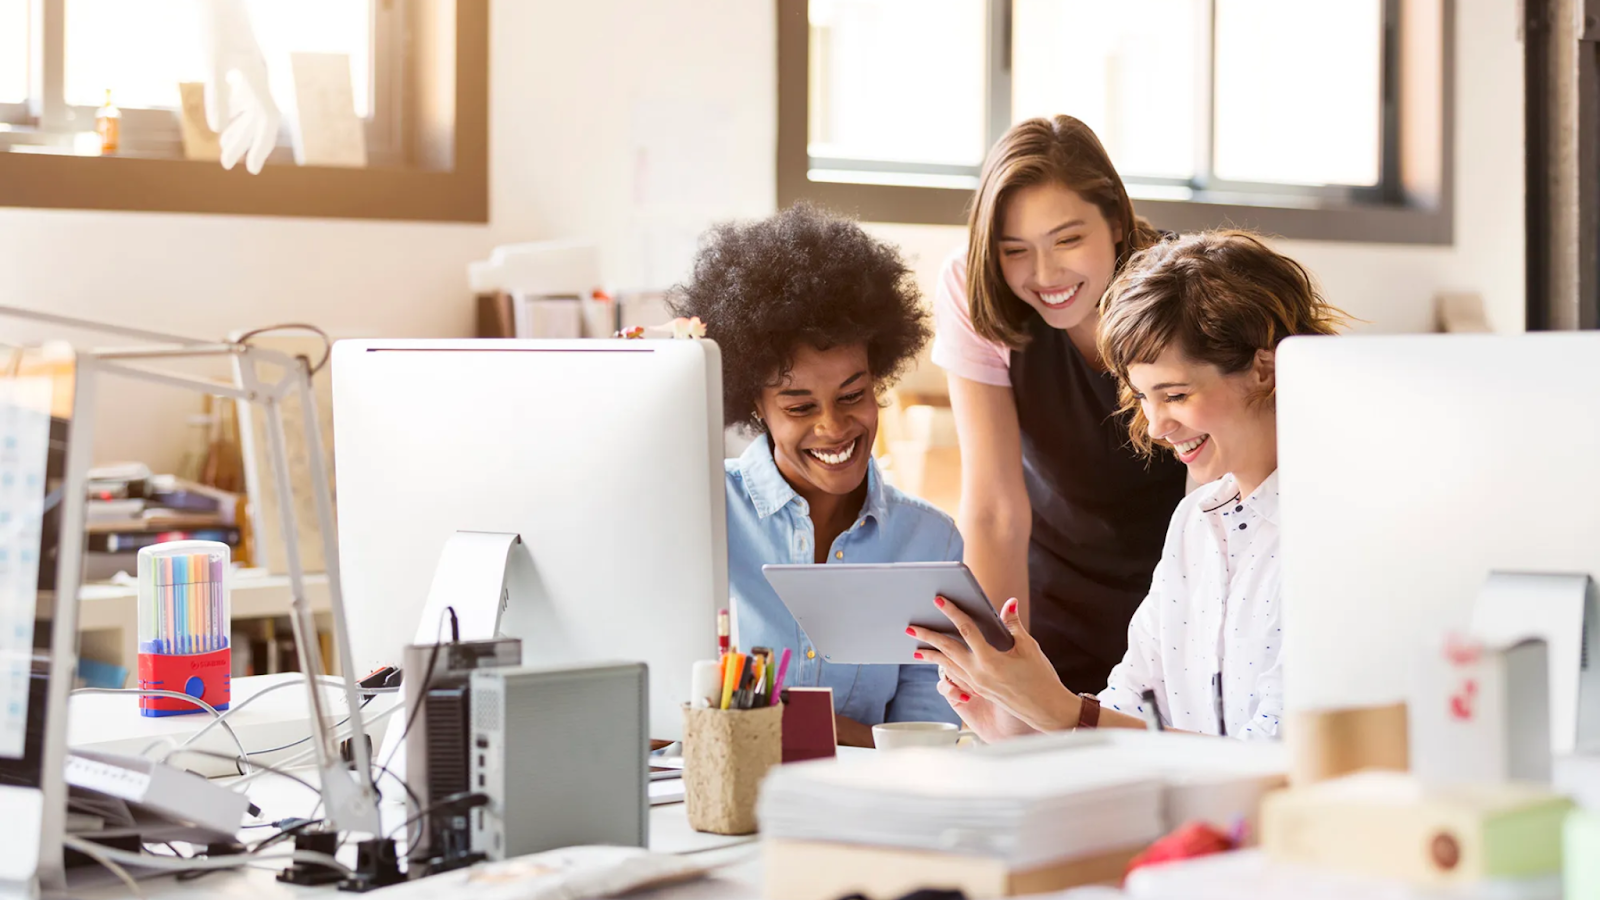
[[0, 305, 378, 895]]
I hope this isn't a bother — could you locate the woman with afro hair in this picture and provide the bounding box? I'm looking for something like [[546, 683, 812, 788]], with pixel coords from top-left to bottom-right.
[[671, 204, 962, 745]]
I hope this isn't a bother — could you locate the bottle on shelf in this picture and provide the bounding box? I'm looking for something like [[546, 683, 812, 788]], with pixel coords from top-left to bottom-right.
[[95, 89, 120, 155]]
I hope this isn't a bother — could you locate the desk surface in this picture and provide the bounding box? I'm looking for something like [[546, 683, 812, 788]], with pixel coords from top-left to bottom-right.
[[58, 677, 1567, 900], [63, 674, 766, 900]]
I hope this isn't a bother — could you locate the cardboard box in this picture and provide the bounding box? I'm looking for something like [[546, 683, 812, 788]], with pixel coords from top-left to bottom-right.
[[1262, 771, 1572, 885]]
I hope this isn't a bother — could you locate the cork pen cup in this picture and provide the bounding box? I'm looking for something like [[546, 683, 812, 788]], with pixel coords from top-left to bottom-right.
[[682, 703, 783, 835]]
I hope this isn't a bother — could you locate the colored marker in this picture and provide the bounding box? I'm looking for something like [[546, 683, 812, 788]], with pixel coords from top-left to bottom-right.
[[720, 653, 743, 710], [770, 647, 791, 706]]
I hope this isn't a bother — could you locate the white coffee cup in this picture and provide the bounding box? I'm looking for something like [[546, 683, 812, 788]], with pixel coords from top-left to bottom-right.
[[872, 721, 961, 750]]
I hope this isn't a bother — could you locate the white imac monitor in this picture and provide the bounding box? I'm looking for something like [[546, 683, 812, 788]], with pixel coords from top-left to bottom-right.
[[332, 340, 728, 741], [1277, 333, 1600, 753], [0, 359, 81, 897]]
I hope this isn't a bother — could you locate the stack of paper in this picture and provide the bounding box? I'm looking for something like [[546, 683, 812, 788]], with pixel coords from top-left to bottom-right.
[[760, 731, 1289, 869], [760, 738, 1165, 868]]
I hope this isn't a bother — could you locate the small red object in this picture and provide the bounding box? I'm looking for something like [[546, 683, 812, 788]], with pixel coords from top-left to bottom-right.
[[1123, 821, 1236, 881], [137, 647, 231, 717]]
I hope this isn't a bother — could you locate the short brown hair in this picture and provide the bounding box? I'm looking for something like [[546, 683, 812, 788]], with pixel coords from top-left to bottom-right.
[[966, 115, 1163, 348], [1097, 230, 1349, 456]]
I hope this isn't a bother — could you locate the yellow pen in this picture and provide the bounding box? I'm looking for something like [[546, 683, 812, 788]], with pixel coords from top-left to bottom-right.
[[720, 652, 743, 710]]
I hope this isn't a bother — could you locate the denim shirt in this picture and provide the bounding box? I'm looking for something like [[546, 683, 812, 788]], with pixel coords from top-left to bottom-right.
[[725, 438, 963, 727]]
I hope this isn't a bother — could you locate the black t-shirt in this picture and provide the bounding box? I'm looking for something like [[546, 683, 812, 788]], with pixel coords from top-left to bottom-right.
[[1008, 314, 1187, 693]]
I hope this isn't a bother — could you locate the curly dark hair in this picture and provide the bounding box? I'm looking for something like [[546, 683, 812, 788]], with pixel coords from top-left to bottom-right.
[[669, 203, 931, 432]]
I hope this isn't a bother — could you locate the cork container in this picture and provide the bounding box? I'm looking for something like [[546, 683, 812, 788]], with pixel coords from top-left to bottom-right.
[[683, 703, 783, 835]]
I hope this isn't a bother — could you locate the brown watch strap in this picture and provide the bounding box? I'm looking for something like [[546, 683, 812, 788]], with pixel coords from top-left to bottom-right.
[[1076, 692, 1101, 730]]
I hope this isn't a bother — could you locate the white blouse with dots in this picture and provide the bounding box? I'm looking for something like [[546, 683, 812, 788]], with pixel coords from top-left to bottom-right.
[[1097, 470, 1283, 740]]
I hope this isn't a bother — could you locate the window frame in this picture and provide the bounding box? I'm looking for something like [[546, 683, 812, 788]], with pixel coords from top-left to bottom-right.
[[0, 0, 486, 223], [777, 0, 1453, 245]]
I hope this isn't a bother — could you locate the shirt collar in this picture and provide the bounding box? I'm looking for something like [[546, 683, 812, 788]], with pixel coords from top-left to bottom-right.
[[1199, 470, 1281, 526], [735, 436, 889, 523]]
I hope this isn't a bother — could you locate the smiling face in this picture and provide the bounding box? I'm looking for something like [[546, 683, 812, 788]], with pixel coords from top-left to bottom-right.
[[755, 343, 877, 502], [1127, 344, 1279, 494], [997, 183, 1123, 340]]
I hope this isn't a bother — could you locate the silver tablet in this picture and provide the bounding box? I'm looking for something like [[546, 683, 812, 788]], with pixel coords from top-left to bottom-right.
[[761, 561, 1015, 665]]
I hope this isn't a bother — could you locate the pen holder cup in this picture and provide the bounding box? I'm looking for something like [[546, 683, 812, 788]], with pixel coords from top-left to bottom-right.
[[682, 703, 783, 835]]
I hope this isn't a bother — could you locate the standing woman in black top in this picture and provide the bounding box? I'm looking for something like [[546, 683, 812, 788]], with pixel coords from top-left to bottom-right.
[[930, 115, 1186, 693]]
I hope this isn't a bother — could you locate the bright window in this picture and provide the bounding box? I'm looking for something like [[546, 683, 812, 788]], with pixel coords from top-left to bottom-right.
[[64, 0, 373, 117], [1212, 0, 1383, 186], [0, 0, 26, 105], [804, 0, 1393, 193], [808, 0, 987, 170], [1011, 0, 1201, 182]]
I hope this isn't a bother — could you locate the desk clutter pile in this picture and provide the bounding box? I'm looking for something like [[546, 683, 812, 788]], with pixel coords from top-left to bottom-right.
[[736, 728, 1600, 900], [83, 463, 246, 581]]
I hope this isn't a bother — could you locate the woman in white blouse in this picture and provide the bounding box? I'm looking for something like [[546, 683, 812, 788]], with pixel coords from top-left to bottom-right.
[[910, 231, 1346, 741]]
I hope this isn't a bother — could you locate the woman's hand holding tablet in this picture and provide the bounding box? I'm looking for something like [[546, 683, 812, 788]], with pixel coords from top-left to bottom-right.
[[910, 595, 1082, 734]]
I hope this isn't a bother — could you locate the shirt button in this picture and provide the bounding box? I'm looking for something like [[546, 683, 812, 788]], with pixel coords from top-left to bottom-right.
[[835, 551, 844, 560], [806, 649, 816, 659], [1235, 505, 1243, 513], [1238, 523, 1248, 530]]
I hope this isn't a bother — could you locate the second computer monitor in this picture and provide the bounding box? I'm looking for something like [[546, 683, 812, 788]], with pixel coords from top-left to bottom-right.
[[332, 339, 728, 741], [1277, 333, 1600, 752]]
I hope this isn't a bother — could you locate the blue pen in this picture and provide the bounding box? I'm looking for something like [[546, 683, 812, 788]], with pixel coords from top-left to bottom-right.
[[177, 554, 188, 654]]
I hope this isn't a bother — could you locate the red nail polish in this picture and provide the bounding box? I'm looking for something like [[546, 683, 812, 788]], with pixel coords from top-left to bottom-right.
[[905, 627, 916, 636], [934, 596, 946, 608], [960, 693, 970, 702], [913, 652, 924, 660]]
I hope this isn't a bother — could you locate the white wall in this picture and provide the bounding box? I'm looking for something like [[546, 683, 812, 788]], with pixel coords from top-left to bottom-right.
[[0, 0, 775, 472], [0, 0, 1520, 469]]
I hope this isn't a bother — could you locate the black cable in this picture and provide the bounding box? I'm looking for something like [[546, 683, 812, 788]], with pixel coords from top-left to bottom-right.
[[246, 695, 376, 757], [233, 323, 333, 375], [387, 792, 488, 843], [447, 605, 459, 643], [378, 607, 454, 777], [168, 749, 321, 797], [248, 817, 325, 856], [372, 760, 421, 812]]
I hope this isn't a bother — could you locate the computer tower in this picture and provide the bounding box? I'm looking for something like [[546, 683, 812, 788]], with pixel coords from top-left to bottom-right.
[[469, 662, 648, 859], [401, 637, 520, 869]]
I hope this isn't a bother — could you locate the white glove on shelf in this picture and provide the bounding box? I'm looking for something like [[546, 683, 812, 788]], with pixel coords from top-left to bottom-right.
[[198, 0, 280, 174]]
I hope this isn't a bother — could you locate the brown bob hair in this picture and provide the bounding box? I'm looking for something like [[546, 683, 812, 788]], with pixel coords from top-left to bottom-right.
[[1097, 230, 1349, 456], [966, 115, 1163, 348]]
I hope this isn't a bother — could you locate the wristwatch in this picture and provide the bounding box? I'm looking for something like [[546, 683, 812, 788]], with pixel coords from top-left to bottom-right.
[[1075, 692, 1101, 730]]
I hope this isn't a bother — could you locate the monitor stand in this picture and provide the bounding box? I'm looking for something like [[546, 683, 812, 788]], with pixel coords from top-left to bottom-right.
[[1472, 571, 1600, 754]]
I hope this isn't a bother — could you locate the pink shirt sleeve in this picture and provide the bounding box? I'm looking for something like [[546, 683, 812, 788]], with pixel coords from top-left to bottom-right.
[[930, 249, 1012, 388]]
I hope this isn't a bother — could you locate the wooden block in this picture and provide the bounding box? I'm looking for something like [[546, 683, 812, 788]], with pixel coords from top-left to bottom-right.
[[762, 838, 1143, 900], [475, 292, 515, 338], [1436, 292, 1491, 333], [1262, 771, 1572, 885], [1286, 702, 1409, 785]]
